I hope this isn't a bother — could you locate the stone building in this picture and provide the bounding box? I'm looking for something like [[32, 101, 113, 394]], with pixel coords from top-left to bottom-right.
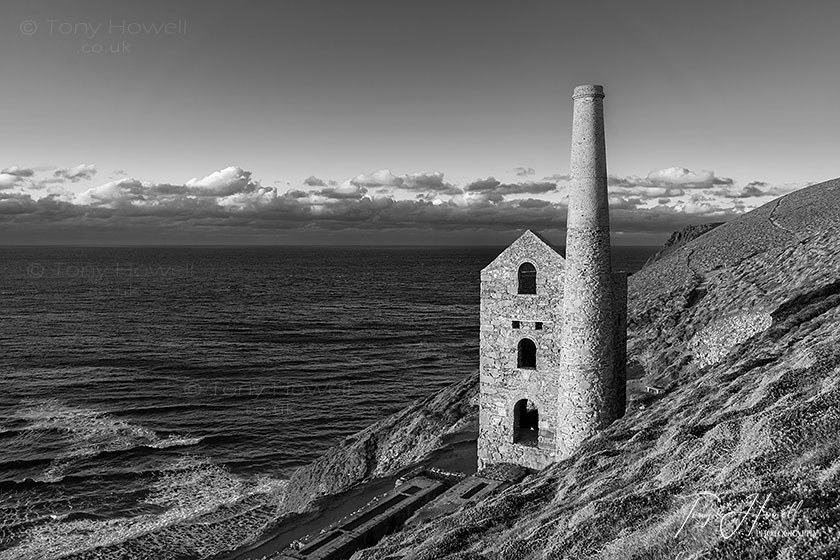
[[477, 85, 628, 471]]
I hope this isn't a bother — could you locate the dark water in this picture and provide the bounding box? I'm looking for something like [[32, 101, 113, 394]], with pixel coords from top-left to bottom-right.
[[0, 245, 656, 560]]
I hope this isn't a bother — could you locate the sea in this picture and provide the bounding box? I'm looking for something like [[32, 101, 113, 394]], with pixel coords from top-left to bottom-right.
[[0, 245, 657, 560]]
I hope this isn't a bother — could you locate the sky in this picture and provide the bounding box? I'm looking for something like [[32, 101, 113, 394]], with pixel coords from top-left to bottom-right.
[[1, 0, 839, 245]]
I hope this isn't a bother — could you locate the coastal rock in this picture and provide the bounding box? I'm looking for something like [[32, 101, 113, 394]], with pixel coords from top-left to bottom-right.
[[645, 221, 724, 265]]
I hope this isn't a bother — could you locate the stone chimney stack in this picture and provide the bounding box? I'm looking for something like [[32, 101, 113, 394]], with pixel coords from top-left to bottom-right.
[[557, 84, 617, 457]]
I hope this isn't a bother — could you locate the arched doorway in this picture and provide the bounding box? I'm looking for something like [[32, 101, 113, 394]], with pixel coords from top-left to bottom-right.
[[513, 399, 539, 446]]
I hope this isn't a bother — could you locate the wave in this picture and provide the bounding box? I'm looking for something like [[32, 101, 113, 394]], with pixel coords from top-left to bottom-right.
[[3, 400, 205, 482], [148, 435, 205, 449], [0, 456, 288, 560], [0, 471, 126, 491]]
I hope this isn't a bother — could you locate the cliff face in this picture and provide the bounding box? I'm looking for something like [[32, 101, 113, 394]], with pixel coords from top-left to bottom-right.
[[281, 371, 478, 513], [644, 222, 724, 265], [350, 177, 840, 559]]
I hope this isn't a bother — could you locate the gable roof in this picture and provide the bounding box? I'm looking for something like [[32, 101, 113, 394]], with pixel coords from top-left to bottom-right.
[[481, 229, 565, 273], [528, 229, 560, 250]]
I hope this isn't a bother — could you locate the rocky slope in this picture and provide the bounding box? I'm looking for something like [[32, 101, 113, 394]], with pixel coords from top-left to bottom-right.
[[349, 177, 840, 559], [280, 371, 478, 513], [644, 222, 724, 265]]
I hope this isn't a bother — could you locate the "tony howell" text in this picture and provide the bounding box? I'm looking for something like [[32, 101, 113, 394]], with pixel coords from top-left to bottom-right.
[[43, 19, 187, 39]]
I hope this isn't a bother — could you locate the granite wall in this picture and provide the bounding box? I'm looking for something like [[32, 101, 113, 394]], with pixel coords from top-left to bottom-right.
[[477, 230, 565, 470]]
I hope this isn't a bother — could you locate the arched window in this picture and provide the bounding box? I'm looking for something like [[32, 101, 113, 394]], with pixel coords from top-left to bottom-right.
[[513, 399, 539, 446], [517, 338, 536, 369], [517, 262, 536, 294]]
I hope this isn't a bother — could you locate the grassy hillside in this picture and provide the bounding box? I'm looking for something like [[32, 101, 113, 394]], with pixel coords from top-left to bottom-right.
[[351, 178, 840, 560]]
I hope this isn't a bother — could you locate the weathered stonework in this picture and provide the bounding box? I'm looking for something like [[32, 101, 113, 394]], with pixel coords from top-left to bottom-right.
[[477, 230, 566, 470], [478, 85, 628, 471], [556, 84, 623, 458]]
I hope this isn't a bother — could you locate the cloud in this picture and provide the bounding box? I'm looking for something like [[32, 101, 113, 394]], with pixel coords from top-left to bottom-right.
[[607, 167, 736, 199], [0, 174, 20, 189], [543, 174, 570, 183], [0, 166, 37, 189], [304, 175, 326, 187], [76, 178, 148, 206], [1, 166, 664, 234], [349, 169, 461, 194], [1, 166, 35, 177], [0, 186, 739, 240], [718, 184, 766, 198], [609, 196, 645, 210], [76, 166, 268, 208], [0, 164, 812, 243], [514, 167, 535, 177], [54, 164, 98, 182], [185, 166, 259, 196], [318, 185, 368, 200], [350, 169, 403, 188], [463, 177, 557, 196], [0, 191, 77, 217], [612, 184, 686, 199], [517, 198, 552, 209], [711, 180, 808, 199], [402, 172, 457, 193], [0, 191, 35, 212], [2, 165, 75, 190], [646, 167, 728, 187]]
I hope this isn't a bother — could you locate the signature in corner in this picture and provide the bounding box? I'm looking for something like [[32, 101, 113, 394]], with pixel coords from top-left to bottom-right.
[[675, 491, 774, 539]]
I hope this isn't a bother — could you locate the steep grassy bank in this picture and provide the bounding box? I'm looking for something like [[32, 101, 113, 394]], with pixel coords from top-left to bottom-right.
[[350, 177, 840, 559]]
